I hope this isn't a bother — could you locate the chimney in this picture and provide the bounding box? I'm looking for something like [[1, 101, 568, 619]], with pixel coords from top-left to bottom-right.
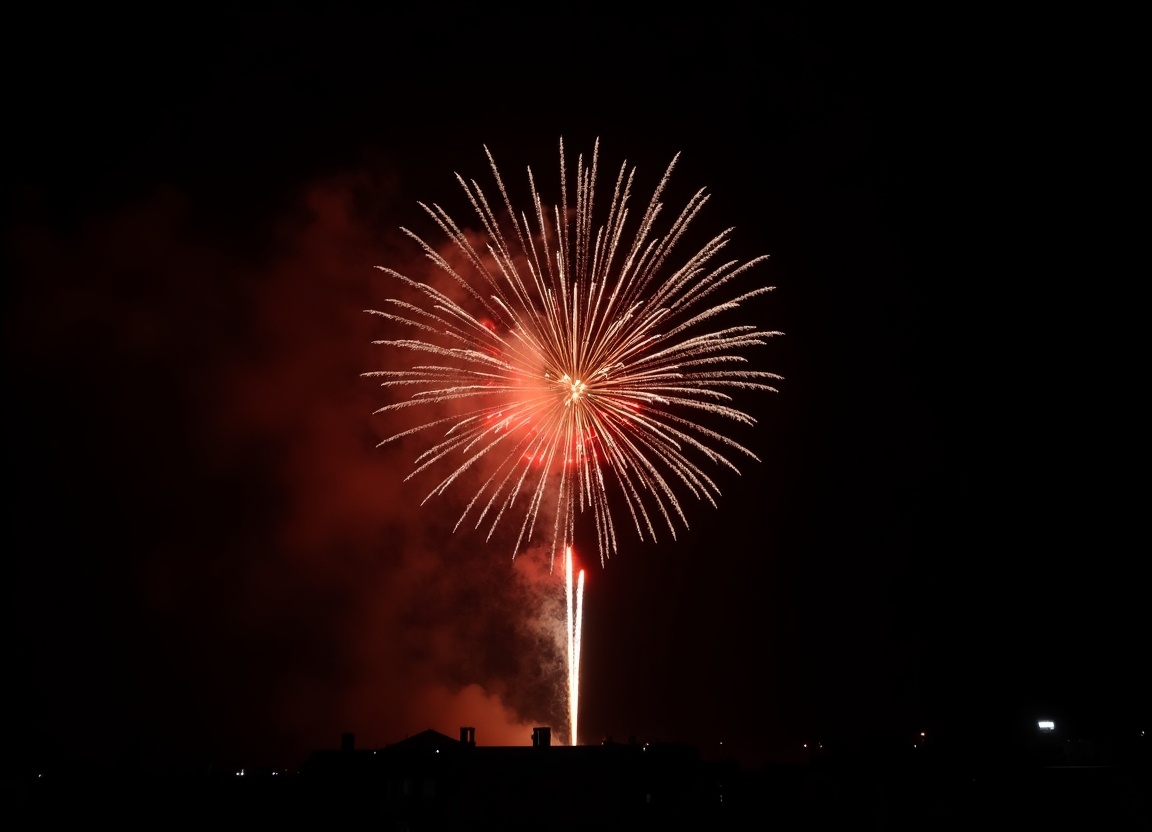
[[531, 727, 551, 747], [460, 727, 475, 746], [341, 733, 355, 753]]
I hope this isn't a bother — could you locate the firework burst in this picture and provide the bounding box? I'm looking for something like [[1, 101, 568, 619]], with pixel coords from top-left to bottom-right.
[[367, 139, 781, 565]]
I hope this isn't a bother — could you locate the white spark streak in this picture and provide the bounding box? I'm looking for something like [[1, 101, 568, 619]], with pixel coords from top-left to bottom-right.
[[565, 546, 584, 746]]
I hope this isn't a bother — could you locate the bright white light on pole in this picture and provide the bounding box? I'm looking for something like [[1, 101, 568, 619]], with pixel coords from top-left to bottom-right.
[[1038, 720, 1055, 731]]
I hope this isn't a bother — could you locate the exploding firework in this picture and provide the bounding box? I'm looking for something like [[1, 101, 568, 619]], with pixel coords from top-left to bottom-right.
[[366, 139, 781, 567]]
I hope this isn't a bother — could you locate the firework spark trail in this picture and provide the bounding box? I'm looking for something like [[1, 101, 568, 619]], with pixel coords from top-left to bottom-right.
[[564, 546, 585, 746], [574, 565, 584, 745], [367, 139, 781, 567]]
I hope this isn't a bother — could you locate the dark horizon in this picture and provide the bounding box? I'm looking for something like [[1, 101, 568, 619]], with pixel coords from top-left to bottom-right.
[[6, 9, 1144, 777]]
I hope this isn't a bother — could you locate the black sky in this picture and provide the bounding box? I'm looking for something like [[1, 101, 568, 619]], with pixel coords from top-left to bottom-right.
[[5, 9, 1143, 771]]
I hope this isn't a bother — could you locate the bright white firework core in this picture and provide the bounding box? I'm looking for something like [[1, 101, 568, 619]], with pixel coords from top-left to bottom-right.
[[560, 374, 588, 406]]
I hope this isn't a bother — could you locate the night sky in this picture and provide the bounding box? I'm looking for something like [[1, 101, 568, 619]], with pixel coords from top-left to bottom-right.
[[5, 10, 1143, 773]]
